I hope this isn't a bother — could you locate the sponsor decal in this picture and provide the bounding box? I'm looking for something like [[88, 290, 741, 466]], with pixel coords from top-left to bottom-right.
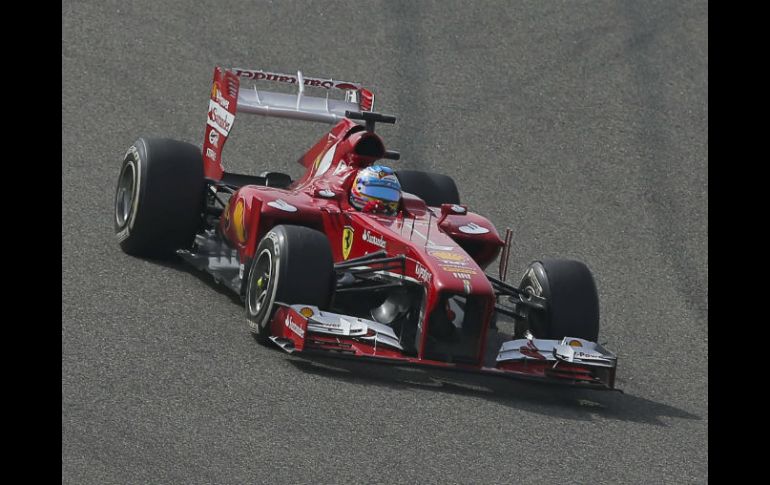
[[342, 226, 354, 260], [429, 251, 467, 263], [285, 314, 305, 338], [299, 307, 314, 318], [451, 204, 466, 214], [232, 199, 247, 243], [440, 265, 477, 275], [211, 82, 230, 110], [232, 68, 361, 90], [239, 263, 245, 280], [415, 262, 432, 284], [318, 189, 335, 198], [451, 272, 472, 280], [317, 319, 345, 330], [576, 351, 600, 359], [267, 199, 298, 212], [208, 128, 220, 146], [362, 229, 387, 249], [207, 100, 235, 135], [206, 147, 217, 161], [459, 222, 489, 235]]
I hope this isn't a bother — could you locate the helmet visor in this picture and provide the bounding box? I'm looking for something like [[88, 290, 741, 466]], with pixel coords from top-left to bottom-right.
[[361, 185, 400, 203]]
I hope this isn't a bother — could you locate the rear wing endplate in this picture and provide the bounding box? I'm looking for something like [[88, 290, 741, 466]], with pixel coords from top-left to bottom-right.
[[203, 66, 375, 179]]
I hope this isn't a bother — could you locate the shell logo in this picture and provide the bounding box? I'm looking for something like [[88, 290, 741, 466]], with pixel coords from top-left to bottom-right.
[[299, 307, 314, 318], [233, 199, 247, 243]]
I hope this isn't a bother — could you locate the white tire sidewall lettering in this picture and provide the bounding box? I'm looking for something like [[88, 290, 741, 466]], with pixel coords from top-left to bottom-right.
[[115, 144, 143, 242], [248, 232, 282, 333]]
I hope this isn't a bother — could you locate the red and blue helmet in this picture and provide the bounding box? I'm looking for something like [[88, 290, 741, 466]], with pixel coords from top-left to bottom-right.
[[350, 165, 401, 215]]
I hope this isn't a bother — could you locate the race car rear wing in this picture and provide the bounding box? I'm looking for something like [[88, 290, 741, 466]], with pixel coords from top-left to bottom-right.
[[232, 67, 375, 122], [203, 66, 376, 179]]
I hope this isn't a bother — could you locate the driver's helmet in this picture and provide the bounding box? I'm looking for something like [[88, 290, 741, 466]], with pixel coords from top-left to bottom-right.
[[349, 165, 401, 215]]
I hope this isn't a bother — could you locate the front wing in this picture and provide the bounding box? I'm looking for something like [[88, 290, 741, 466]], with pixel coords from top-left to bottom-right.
[[270, 304, 618, 390]]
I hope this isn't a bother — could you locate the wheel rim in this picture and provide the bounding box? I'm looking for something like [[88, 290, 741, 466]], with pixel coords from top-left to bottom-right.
[[115, 161, 136, 228], [248, 249, 273, 321]]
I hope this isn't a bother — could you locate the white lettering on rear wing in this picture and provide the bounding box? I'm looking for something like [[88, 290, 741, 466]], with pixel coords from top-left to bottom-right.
[[229, 68, 375, 123], [232, 68, 362, 91]]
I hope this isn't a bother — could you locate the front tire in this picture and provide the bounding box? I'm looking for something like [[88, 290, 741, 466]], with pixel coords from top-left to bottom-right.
[[519, 259, 600, 341], [245, 225, 334, 342], [114, 137, 204, 258]]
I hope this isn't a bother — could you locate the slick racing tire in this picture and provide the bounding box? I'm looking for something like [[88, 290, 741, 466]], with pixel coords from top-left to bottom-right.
[[518, 259, 600, 341], [395, 170, 460, 207], [245, 225, 334, 343], [114, 137, 204, 258]]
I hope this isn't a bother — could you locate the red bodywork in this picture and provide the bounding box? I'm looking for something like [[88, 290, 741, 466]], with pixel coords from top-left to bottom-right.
[[201, 67, 616, 389], [221, 115, 504, 365]]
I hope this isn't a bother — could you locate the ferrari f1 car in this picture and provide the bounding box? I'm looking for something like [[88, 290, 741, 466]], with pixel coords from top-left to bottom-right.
[[114, 66, 618, 390]]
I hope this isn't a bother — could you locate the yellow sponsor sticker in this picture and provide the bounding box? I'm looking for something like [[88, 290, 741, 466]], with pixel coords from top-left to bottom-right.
[[440, 265, 477, 275], [429, 251, 466, 262], [233, 199, 247, 243], [299, 307, 314, 318]]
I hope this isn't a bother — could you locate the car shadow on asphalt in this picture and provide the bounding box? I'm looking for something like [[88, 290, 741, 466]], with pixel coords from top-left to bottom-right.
[[151, 256, 699, 427], [285, 355, 701, 427]]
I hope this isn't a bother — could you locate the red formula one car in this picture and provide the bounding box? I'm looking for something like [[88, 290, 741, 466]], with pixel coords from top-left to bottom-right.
[[114, 66, 618, 389]]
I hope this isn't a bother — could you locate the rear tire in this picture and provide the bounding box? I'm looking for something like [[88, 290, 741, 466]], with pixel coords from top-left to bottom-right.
[[245, 225, 335, 343], [395, 170, 460, 207], [114, 137, 204, 258], [519, 259, 600, 341]]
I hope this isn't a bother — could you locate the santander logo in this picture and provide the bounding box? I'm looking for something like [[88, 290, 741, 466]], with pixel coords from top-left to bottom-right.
[[285, 314, 305, 338], [208, 104, 233, 134], [362, 229, 386, 249]]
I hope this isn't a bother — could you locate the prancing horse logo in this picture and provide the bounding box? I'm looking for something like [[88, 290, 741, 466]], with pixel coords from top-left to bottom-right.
[[342, 226, 354, 260]]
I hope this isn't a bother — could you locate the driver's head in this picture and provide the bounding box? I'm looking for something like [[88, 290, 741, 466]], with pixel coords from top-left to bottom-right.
[[350, 165, 401, 215]]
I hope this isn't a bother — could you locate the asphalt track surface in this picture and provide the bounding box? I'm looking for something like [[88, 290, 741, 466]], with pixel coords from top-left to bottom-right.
[[63, 1, 708, 483]]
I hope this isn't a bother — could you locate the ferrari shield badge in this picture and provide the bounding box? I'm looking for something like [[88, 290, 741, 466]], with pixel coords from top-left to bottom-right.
[[342, 226, 354, 260]]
